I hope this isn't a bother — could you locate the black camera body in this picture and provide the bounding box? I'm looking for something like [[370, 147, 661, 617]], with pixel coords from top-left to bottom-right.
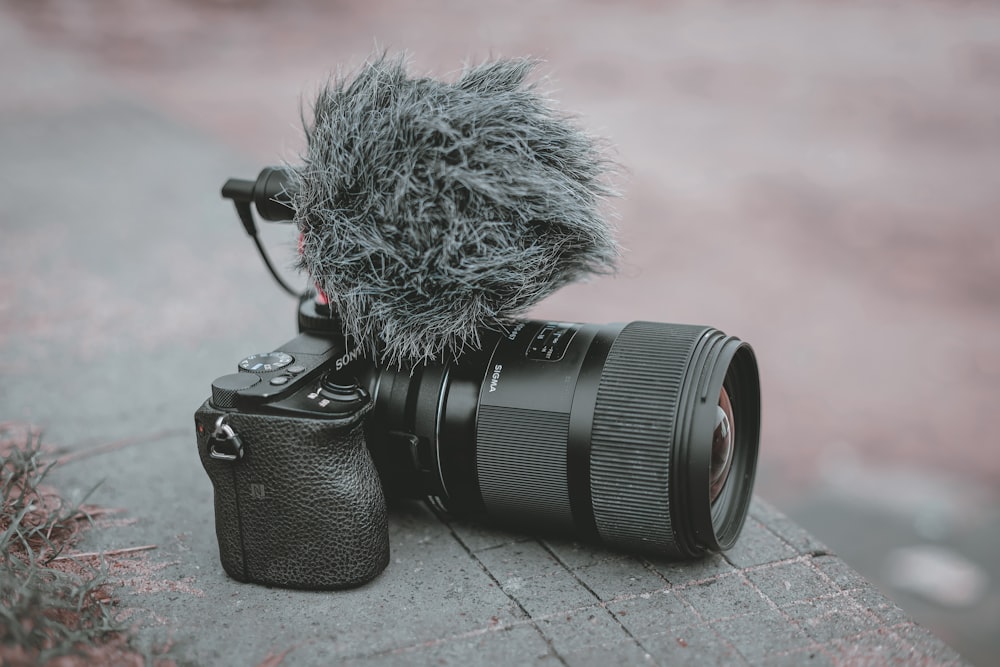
[[195, 331, 389, 590], [197, 296, 761, 590]]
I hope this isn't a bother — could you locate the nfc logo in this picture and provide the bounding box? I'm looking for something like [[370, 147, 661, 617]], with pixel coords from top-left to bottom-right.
[[250, 483, 266, 499]]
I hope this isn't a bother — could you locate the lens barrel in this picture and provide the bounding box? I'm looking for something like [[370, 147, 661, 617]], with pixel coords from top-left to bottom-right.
[[366, 320, 760, 558], [587, 322, 760, 555]]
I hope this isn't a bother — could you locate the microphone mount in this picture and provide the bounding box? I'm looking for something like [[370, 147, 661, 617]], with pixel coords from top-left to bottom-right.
[[221, 167, 301, 297]]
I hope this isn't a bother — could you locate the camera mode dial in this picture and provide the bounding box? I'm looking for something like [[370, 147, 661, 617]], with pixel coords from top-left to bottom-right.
[[238, 352, 293, 373]]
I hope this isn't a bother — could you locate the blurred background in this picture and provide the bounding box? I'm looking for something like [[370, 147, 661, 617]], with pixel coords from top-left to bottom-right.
[[2, 1, 998, 664]]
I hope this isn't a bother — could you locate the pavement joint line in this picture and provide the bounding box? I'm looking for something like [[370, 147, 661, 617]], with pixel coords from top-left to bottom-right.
[[762, 621, 944, 666], [351, 555, 859, 663], [382, 611, 934, 667], [636, 557, 673, 587], [663, 551, 900, 664], [349, 594, 681, 662], [737, 560, 819, 663], [730, 556, 947, 666], [725, 552, 842, 585], [669, 572, 752, 662], [467, 532, 963, 662], [537, 537, 654, 660], [430, 509, 567, 664], [664, 590, 862, 629]]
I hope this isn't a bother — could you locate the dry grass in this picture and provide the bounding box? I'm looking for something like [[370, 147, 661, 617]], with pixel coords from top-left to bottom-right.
[[0, 423, 168, 666]]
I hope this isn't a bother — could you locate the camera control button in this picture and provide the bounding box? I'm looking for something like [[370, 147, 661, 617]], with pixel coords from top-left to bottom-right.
[[287, 365, 306, 375], [269, 376, 290, 386], [526, 323, 579, 361], [316, 371, 370, 413]]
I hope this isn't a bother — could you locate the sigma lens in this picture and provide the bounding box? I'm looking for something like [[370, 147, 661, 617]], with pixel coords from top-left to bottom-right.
[[365, 320, 761, 558]]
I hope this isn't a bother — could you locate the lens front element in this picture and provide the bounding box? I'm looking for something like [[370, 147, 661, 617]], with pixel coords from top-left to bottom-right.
[[710, 387, 735, 504]]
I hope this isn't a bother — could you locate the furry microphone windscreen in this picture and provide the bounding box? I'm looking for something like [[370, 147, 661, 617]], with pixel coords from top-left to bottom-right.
[[292, 54, 619, 366]]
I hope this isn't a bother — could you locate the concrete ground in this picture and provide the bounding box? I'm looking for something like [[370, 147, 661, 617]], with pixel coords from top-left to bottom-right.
[[2, 1, 997, 665]]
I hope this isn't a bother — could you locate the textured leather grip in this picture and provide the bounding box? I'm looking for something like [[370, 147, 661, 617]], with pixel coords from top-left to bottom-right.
[[195, 401, 389, 590]]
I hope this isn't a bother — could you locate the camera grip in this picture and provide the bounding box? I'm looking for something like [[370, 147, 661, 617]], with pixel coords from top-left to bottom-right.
[[195, 401, 389, 590]]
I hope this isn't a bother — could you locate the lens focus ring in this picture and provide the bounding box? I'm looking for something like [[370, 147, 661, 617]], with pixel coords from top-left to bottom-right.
[[589, 322, 707, 555]]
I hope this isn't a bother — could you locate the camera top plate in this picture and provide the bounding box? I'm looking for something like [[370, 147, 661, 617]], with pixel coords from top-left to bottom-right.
[[210, 333, 368, 418]]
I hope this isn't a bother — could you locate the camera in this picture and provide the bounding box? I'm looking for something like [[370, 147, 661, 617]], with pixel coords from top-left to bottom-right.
[[196, 166, 761, 590], [196, 292, 760, 590]]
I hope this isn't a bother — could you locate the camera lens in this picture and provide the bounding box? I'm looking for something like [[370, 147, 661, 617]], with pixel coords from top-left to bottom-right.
[[367, 320, 761, 558]]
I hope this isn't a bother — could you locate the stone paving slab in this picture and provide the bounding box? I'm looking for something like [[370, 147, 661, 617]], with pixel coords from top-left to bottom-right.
[[48, 433, 972, 666]]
